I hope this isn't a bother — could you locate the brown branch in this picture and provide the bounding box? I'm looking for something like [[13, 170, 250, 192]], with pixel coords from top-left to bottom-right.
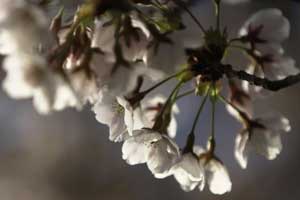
[[222, 64, 300, 91]]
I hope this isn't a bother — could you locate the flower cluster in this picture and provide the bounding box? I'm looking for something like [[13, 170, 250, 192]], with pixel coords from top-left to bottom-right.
[[0, 0, 298, 195]]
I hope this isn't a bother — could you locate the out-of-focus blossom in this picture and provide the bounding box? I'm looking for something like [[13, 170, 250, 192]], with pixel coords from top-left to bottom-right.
[[145, 36, 186, 79], [0, 0, 50, 55], [239, 9, 290, 46], [2, 53, 81, 114], [67, 69, 98, 104]]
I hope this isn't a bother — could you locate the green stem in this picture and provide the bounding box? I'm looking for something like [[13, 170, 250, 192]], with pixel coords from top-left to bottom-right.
[[190, 87, 210, 133], [140, 69, 187, 96], [211, 95, 216, 139], [176, 89, 195, 100], [218, 94, 250, 125], [152, 81, 184, 131], [183, 87, 210, 153]]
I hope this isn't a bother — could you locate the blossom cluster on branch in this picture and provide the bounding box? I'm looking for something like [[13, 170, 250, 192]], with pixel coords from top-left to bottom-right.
[[0, 0, 299, 195]]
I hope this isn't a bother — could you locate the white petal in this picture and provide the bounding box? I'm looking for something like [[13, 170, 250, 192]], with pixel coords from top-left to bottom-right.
[[250, 128, 282, 160], [234, 132, 250, 169], [171, 153, 203, 191], [122, 129, 161, 165], [147, 136, 180, 178], [240, 8, 290, 43], [263, 57, 299, 80], [205, 159, 232, 195]]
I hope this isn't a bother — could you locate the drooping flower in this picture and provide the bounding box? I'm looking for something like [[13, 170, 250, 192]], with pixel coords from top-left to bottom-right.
[[199, 156, 232, 195], [196, 142, 232, 195], [122, 129, 162, 165], [92, 87, 145, 142], [235, 113, 291, 169], [171, 152, 204, 192], [147, 134, 180, 178], [122, 129, 180, 178]]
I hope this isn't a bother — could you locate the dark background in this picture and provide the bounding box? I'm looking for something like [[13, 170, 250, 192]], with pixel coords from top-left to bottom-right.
[[0, 0, 299, 199]]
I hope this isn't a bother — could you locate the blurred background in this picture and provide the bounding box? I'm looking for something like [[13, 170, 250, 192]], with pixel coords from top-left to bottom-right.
[[0, 0, 300, 199]]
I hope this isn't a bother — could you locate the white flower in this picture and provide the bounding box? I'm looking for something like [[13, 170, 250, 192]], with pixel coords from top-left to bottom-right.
[[92, 15, 150, 61], [90, 52, 145, 95], [235, 113, 291, 169], [199, 157, 232, 195], [171, 153, 204, 192], [196, 144, 232, 195], [237, 9, 299, 96], [67, 69, 99, 104], [92, 87, 147, 142], [0, 0, 49, 55], [122, 129, 162, 165], [117, 97, 145, 136], [2, 53, 45, 99], [90, 13, 153, 95], [147, 134, 180, 178], [93, 91, 127, 142], [2, 53, 81, 114], [262, 56, 299, 80], [239, 8, 290, 45], [122, 129, 180, 178]]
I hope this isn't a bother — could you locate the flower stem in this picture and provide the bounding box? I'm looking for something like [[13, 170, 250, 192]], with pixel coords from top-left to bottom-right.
[[183, 87, 210, 153], [211, 94, 216, 139], [190, 87, 211, 133], [140, 69, 187, 96], [152, 81, 184, 132], [176, 89, 195, 101]]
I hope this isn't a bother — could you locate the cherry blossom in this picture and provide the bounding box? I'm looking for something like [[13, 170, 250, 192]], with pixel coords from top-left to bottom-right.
[[235, 113, 291, 169], [195, 142, 232, 195], [0, 0, 299, 196], [122, 129, 180, 178], [171, 152, 204, 192]]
